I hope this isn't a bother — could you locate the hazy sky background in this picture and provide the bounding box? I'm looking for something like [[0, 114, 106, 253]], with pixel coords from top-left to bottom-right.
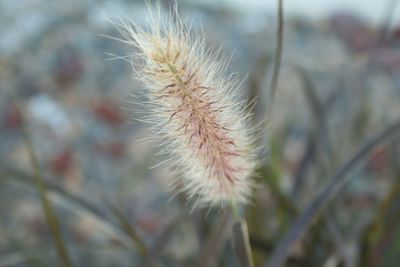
[[1, 0, 399, 54], [191, 0, 400, 26]]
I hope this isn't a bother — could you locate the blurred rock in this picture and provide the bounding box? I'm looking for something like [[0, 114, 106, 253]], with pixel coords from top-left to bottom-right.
[[54, 45, 84, 88], [92, 99, 125, 127], [331, 13, 377, 52]]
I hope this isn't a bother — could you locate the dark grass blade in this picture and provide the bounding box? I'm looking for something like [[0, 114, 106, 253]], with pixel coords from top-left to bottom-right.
[[265, 119, 400, 267], [298, 68, 354, 266]]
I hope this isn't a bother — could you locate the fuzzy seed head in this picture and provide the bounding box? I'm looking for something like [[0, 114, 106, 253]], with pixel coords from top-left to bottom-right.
[[115, 6, 258, 208]]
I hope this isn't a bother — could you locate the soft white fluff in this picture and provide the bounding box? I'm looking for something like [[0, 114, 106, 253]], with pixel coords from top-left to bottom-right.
[[113, 5, 258, 208]]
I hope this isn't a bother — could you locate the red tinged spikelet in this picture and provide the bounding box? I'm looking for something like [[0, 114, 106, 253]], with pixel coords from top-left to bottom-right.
[[114, 6, 258, 208]]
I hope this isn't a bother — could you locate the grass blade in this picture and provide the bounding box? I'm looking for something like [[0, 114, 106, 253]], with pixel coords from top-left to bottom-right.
[[1, 164, 133, 248], [196, 209, 231, 267], [233, 220, 254, 267], [106, 203, 154, 266], [19, 106, 75, 267], [265, 119, 400, 267]]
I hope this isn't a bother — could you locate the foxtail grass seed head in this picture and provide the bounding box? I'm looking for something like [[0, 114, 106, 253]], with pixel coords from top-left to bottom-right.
[[114, 5, 259, 208]]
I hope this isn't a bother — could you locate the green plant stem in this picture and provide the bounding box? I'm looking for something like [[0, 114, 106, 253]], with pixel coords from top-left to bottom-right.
[[196, 209, 231, 267], [230, 203, 254, 267], [267, 0, 284, 118], [19, 106, 74, 267]]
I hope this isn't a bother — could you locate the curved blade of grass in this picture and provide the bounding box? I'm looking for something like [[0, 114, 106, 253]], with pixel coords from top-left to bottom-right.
[[106, 202, 154, 267], [265, 119, 400, 267], [0, 244, 135, 267], [150, 214, 186, 260], [1, 164, 132, 248], [19, 107, 75, 267], [294, 68, 352, 265]]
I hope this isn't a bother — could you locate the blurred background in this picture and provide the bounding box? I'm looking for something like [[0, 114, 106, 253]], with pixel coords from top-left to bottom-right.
[[1, 0, 400, 266]]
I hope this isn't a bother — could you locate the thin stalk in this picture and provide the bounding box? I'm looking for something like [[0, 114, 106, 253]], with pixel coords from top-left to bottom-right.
[[266, 0, 284, 118], [196, 209, 231, 267], [18, 106, 75, 267], [230, 203, 254, 267]]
